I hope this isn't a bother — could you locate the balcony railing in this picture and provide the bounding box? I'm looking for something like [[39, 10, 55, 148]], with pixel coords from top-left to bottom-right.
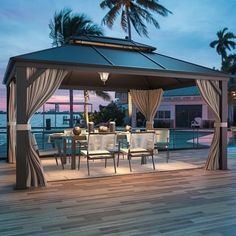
[[0, 126, 213, 160]]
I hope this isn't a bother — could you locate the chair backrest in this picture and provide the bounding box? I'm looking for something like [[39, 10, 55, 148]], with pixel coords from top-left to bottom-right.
[[117, 131, 130, 145], [87, 133, 116, 152], [155, 129, 170, 143], [130, 132, 155, 150], [194, 117, 202, 124]]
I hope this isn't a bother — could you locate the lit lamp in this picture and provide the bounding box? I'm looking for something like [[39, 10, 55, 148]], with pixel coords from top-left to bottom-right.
[[99, 72, 109, 84]]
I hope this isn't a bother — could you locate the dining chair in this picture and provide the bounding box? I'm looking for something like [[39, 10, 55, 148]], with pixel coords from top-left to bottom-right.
[[154, 129, 170, 162], [80, 133, 116, 175], [119, 131, 156, 172], [116, 132, 130, 167], [75, 134, 88, 170], [31, 133, 64, 168]]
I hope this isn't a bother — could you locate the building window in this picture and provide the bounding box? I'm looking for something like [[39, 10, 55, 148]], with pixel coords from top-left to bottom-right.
[[156, 110, 170, 119]]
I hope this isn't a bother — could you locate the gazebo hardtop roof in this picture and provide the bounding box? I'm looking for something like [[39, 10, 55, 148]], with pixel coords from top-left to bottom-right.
[[3, 35, 229, 91]]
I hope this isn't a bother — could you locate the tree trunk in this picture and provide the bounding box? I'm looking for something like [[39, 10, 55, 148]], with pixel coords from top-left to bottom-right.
[[84, 90, 89, 128], [126, 6, 131, 40], [69, 89, 73, 127], [221, 54, 224, 66]]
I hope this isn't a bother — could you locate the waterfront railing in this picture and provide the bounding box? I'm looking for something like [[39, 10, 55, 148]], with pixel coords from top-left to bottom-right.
[[0, 127, 213, 160]]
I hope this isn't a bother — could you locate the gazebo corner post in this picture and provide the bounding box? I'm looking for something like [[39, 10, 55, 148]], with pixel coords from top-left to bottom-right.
[[6, 83, 10, 163], [15, 66, 28, 189], [219, 80, 228, 170], [69, 89, 73, 128]]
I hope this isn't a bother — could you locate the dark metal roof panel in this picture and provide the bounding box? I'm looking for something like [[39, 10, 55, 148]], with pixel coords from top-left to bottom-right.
[[96, 47, 163, 69], [14, 45, 111, 66], [145, 52, 221, 74]]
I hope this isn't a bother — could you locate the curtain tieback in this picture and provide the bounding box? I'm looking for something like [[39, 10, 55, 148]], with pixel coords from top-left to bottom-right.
[[16, 124, 31, 130], [7, 122, 16, 126], [146, 121, 153, 124], [214, 122, 227, 128]]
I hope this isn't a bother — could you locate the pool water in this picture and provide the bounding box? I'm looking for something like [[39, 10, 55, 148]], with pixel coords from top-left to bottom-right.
[[169, 130, 212, 149]]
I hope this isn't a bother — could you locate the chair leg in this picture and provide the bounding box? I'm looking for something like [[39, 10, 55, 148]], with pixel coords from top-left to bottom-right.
[[55, 155, 58, 166], [117, 152, 120, 167], [113, 157, 117, 173], [152, 154, 155, 170], [78, 154, 81, 170], [105, 159, 107, 168], [166, 148, 170, 163], [60, 156, 65, 170], [128, 154, 132, 172], [87, 158, 90, 176]]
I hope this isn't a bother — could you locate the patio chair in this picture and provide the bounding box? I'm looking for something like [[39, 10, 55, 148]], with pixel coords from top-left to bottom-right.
[[75, 134, 88, 170], [191, 117, 202, 128], [154, 129, 170, 163], [80, 133, 116, 175], [119, 131, 156, 172], [31, 133, 64, 168], [116, 132, 130, 167]]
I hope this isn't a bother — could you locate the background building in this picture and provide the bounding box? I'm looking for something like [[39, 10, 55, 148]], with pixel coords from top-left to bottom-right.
[[115, 87, 214, 128]]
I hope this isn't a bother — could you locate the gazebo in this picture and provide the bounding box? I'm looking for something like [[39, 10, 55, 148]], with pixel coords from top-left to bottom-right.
[[3, 35, 230, 189]]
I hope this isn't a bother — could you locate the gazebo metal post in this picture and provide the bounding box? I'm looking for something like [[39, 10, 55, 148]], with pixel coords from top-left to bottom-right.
[[69, 89, 73, 128], [6, 84, 9, 163], [219, 80, 228, 170], [15, 67, 28, 189]]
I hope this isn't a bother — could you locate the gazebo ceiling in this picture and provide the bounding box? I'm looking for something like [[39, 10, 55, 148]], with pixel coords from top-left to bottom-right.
[[61, 69, 195, 91], [3, 35, 229, 91]]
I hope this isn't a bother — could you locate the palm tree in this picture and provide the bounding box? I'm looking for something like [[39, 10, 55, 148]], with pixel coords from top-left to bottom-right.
[[100, 0, 172, 40], [210, 27, 236, 65], [222, 54, 236, 74], [224, 54, 236, 125], [49, 8, 104, 46], [49, 8, 111, 127]]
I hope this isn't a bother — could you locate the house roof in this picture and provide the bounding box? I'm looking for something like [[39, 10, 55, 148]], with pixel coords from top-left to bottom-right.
[[164, 86, 200, 97], [3, 35, 229, 91]]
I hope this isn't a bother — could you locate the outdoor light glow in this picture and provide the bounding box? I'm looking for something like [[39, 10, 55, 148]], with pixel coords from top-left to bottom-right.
[[231, 91, 236, 99], [99, 72, 109, 84]]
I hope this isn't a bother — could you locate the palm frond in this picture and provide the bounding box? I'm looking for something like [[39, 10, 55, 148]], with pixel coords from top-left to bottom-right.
[[49, 8, 104, 46], [225, 41, 236, 51], [121, 9, 128, 32], [91, 91, 111, 101], [100, 0, 117, 9], [129, 8, 148, 37], [225, 32, 236, 39], [101, 4, 122, 28], [136, 0, 172, 15], [131, 3, 160, 29], [209, 40, 219, 48]]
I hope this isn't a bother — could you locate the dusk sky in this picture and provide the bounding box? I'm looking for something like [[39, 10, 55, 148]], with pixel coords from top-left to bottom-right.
[[0, 0, 236, 111]]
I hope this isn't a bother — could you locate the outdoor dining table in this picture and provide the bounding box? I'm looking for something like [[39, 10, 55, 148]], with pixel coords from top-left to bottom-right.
[[49, 131, 130, 170], [49, 132, 87, 170]]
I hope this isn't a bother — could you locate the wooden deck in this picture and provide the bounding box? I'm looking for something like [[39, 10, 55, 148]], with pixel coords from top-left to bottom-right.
[[1, 149, 236, 236]]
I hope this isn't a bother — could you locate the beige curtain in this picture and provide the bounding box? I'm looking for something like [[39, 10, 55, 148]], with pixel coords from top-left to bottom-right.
[[196, 80, 220, 170], [130, 89, 163, 129], [24, 67, 68, 187], [8, 81, 16, 163]]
